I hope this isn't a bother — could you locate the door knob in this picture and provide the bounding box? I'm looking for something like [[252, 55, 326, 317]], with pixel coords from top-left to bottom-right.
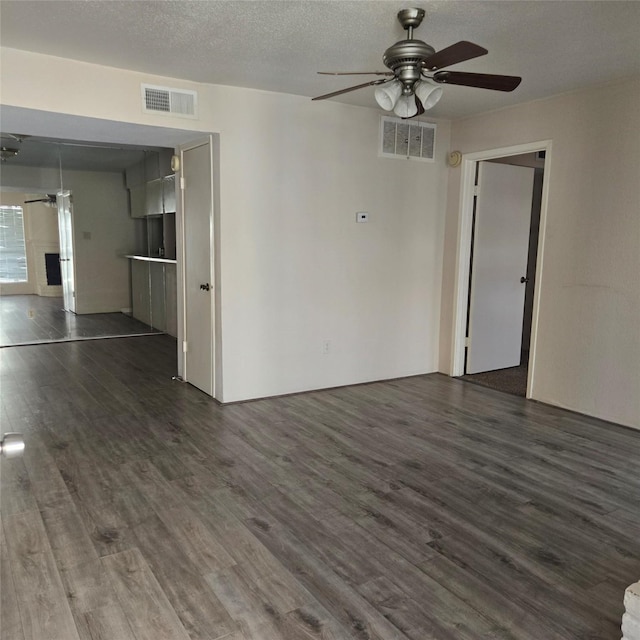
[[1, 433, 25, 458], [200, 283, 211, 291], [520, 276, 529, 284]]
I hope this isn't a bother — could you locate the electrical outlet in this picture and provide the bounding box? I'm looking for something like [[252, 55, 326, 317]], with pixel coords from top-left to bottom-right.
[[322, 340, 331, 354], [356, 212, 369, 223]]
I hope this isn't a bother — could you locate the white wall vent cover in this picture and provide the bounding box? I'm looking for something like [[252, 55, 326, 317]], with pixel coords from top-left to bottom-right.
[[141, 84, 198, 119], [380, 116, 436, 162]]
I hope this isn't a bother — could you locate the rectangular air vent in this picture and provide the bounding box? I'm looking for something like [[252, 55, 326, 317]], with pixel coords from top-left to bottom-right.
[[142, 84, 197, 119], [380, 116, 436, 162]]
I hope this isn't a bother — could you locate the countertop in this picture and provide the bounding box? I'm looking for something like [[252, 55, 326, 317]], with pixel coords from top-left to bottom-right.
[[125, 254, 177, 264]]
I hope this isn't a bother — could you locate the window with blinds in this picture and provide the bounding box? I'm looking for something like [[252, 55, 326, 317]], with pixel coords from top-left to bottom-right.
[[0, 206, 28, 283]]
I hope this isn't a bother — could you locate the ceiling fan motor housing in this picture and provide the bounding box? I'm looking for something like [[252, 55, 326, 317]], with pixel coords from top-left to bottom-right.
[[383, 39, 435, 93]]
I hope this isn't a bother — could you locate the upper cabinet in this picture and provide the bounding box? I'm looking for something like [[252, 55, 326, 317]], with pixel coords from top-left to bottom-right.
[[162, 175, 177, 214], [129, 183, 147, 219], [146, 178, 164, 216], [127, 174, 177, 217], [126, 151, 177, 218]]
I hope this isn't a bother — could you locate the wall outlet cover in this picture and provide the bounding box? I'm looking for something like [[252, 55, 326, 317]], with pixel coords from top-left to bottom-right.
[[356, 212, 369, 223]]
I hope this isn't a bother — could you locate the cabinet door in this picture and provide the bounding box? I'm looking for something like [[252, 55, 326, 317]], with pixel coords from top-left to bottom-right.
[[164, 263, 178, 338], [129, 184, 146, 218], [150, 262, 166, 331], [131, 260, 151, 326], [145, 179, 164, 216], [162, 175, 177, 213]]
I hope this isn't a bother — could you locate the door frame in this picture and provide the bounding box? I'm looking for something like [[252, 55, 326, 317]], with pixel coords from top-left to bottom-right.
[[176, 135, 220, 399], [56, 189, 77, 313], [450, 140, 552, 398]]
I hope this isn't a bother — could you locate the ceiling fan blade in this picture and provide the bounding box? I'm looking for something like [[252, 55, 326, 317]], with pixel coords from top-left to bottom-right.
[[24, 194, 56, 204], [318, 71, 393, 76], [312, 78, 389, 101], [433, 71, 522, 92], [422, 41, 488, 71]]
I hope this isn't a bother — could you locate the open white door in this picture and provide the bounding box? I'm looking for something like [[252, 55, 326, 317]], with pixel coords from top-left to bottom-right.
[[467, 162, 534, 374], [56, 190, 76, 313], [181, 139, 214, 396]]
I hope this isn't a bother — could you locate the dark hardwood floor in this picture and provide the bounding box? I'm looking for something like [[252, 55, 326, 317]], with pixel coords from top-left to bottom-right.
[[0, 295, 159, 347], [1, 335, 638, 639]]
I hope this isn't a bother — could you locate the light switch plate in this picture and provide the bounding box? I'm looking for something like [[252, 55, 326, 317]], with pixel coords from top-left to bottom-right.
[[356, 212, 369, 223]]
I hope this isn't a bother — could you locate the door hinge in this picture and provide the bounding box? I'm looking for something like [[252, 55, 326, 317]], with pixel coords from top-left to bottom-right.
[[465, 336, 470, 347], [182, 341, 188, 353], [473, 185, 479, 197], [180, 177, 186, 190]]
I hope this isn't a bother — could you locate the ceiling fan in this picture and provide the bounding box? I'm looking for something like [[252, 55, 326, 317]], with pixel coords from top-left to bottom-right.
[[24, 194, 57, 207], [312, 8, 521, 118], [0, 133, 29, 162]]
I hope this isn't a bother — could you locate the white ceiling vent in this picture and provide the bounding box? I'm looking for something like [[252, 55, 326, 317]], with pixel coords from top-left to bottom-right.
[[141, 84, 197, 119], [380, 116, 436, 162]]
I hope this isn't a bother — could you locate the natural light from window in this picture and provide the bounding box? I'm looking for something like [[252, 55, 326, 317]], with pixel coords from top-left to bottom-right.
[[0, 205, 28, 283]]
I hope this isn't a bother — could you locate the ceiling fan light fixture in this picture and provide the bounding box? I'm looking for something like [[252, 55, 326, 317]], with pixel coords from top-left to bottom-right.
[[0, 147, 19, 162], [393, 94, 418, 118], [414, 80, 443, 110], [374, 80, 402, 111]]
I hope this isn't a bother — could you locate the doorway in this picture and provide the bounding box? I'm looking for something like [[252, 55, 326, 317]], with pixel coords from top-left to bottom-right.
[[1, 107, 219, 391], [0, 141, 173, 346], [451, 141, 552, 398]]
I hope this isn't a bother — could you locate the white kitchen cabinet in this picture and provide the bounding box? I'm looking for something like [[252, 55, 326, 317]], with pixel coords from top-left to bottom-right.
[[145, 178, 164, 216], [163, 174, 177, 213], [131, 259, 151, 326], [129, 184, 147, 219], [129, 175, 176, 218], [128, 256, 177, 337], [165, 263, 177, 337]]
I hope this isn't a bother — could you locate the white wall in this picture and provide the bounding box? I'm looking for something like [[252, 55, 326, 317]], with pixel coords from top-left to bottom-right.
[[440, 78, 640, 429], [0, 165, 135, 314], [212, 92, 449, 400], [0, 47, 451, 401]]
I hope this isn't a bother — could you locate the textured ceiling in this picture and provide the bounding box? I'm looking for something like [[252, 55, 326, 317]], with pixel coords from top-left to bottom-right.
[[1, 1, 640, 121]]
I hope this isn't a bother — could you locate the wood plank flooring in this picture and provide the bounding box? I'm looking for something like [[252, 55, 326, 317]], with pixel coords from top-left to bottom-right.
[[0, 295, 160, 346], [1, 335, 638, 639]]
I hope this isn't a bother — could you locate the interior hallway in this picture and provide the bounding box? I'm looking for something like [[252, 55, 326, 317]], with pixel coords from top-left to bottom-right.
[[0, 295, 159, 346]]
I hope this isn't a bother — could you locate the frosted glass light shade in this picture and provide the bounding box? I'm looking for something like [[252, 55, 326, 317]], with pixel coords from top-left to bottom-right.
[[393, 95, 418, 118], [374, 81, 402, 111], [414, 80, 443, 110]]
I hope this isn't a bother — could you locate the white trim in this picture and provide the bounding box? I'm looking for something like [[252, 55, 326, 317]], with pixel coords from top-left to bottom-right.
[[451, 140, 552, 399]]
